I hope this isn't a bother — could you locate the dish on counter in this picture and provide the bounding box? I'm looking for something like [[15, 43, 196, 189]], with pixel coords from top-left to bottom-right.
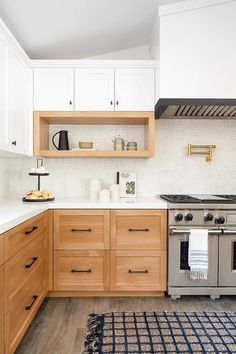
[[22, 189, 54, 202]]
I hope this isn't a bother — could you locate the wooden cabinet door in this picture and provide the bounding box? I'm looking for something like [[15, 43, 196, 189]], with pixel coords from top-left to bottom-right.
[[115, 68, 155, 111], [74, 68, 114, 111], [110, 251, 166, 291], [111, 210, 167, 251], [6, 260, 47, 354], [54, 250, 109, 291], [8, 49, 30, 155], [54, 210, 110, 250], [0, 314, 4, 354], [34, 68, 74, 111], [0, 33, 8, 152]]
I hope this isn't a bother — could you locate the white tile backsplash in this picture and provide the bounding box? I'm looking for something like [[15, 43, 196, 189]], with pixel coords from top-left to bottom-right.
[[2, 119, 236, 198]]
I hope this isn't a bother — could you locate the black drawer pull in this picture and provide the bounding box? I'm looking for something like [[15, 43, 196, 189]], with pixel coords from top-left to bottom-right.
[[25, 257, 38, 269], [25, 295, 38, 310], [128, 270, 149, 274], [12, 140, 16, 146], [71, 228, 92, 232], [25, 226, 38, 235], [128, 228, 149, 232], [71, 269, 92, 273]]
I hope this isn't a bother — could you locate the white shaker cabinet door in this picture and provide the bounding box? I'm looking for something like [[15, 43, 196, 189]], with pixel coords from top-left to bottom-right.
[[74, 68, 114, 111], [8, 50, 29, 155], [34, 68, 74, 111], [0, 35, 8, 151], [115, 68, 155, 111]]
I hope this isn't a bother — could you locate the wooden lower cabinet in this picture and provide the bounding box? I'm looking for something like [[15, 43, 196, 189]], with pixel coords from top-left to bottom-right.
[[110, 251, 166, 292], [5, 236, 47, 306], [5, 260, 47, 354], [4, 212, 47, 262], [54, 210, 110, 250], [54, 250, 109, 291], [0, 314, 4, 354]]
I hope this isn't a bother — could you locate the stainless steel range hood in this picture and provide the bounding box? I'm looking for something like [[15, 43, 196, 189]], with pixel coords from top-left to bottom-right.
[[155, 99, 236, 119]]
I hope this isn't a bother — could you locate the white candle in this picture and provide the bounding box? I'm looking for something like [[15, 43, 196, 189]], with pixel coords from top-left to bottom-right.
[[89, 179, 102, 199], [109, 184, 120, 200], [98, 189, 110, 202]]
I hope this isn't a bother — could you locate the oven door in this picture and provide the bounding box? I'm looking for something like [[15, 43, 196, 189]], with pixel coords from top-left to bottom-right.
[[219, 229, 236, 286], [168, 227, 220, 287]]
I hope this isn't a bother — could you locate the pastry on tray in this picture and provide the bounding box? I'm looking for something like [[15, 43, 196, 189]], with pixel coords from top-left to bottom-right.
[[24, 189, 54, 200]]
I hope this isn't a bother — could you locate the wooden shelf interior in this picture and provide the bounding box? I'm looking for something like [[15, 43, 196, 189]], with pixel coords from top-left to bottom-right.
[[34, 111, 155, 158]]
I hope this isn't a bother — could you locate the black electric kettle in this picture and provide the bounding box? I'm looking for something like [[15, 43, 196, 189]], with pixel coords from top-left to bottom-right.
[[52, 130, 69, 150]]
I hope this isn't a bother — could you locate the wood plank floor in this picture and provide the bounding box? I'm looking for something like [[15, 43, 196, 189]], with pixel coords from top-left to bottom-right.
[[16, 296, 236, 354]]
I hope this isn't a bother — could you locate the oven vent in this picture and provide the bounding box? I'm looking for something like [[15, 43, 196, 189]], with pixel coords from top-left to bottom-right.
[[155, 99, 236, 119]]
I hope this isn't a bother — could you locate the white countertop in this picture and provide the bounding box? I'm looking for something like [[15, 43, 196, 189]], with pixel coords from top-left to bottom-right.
[[0, 197, 168, 234]]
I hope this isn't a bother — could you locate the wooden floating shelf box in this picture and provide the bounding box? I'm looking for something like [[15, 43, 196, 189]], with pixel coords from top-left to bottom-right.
[[34, 111, 155, 158]]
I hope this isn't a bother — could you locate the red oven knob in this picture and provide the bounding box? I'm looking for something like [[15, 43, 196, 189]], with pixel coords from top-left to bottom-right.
[[204, 213, 213, 221], [185, 213, 193, 221], [215, 216, 225, 224], [175, 213, 183, 221]]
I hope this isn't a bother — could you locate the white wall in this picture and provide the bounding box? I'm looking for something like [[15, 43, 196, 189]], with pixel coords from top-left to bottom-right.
[[3, 119, 236, 198], [0, 157, 9, 197], [159, 0, 236, 98], [87, 45, 151, 60]]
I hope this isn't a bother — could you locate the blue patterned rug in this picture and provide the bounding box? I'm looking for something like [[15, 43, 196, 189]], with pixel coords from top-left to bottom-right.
[[83, 311, 236, 353]]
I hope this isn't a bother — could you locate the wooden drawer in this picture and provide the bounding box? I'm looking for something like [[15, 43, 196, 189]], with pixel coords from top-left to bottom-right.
[[5, 236, 46, 303], [5, 212, 48, 261], [54, 210, 110, 250], [6, 260, 47, 354], [0, 264, 3, 307], [54, 250, 109, 291], [0, 235, 4, 265], [110, 251, 166, 291], [111, 210, 167, 250], [0, 314, 4, 354]]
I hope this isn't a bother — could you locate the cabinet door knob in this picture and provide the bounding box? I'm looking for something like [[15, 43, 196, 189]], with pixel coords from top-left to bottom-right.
[[12, 141, 16, 146], [69, 101, 72, 105], [25, 226, 38, 235], [116, 101, 119, 105], [25, 295, 38, 310], [25, 257, 38, 269], [110, 101, 113, 105]]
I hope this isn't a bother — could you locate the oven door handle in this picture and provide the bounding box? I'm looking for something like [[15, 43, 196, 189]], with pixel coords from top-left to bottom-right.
[[170, 229, 222, 235], [222, 230, 236, 235]]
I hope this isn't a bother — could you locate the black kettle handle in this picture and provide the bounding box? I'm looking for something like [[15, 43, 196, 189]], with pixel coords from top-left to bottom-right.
[[52, 132, 60, 150]]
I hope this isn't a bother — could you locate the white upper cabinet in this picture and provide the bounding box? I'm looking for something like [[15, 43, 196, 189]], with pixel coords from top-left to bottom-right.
[[0, 35, 8, 151], [8, 49, 29, 155], [75, 68, 115, 111], [34, 68, 74, 110], [33, 66, 155, 112], [115, 68, 155, 111]]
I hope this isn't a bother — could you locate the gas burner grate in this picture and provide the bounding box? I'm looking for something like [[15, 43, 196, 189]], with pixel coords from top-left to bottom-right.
[[215, 195, 236, 201], [160, 195, 201, 203]]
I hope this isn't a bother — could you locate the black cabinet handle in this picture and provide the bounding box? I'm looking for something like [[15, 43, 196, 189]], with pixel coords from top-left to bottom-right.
[[12, 141, 16, 146], [71, 228, 92, 232], [71, 269, 92, 273], [25, 257, 38, 269], [69, 100, 72, 105], [25, 295, 38, 310], [25, 226, 38, 235], [110, 101, 113, 105], [116, 101, 119, 105], [128, 228, 149, 232], [128, 270, 149, 274]]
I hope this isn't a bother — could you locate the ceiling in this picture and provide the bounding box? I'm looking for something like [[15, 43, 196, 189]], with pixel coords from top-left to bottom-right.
[[0, 0, 183, 59]]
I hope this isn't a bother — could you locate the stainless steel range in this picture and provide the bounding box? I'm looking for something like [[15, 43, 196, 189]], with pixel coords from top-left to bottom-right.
[[160, 194, 236, 300]]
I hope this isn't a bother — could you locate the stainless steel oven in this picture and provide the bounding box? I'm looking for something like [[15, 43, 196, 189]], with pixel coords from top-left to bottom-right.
[[169, 227, 220, 288], [166, 205, 236, 299]]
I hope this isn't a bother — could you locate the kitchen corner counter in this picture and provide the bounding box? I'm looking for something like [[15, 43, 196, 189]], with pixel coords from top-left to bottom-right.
[[0, 197, 168, 234]]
